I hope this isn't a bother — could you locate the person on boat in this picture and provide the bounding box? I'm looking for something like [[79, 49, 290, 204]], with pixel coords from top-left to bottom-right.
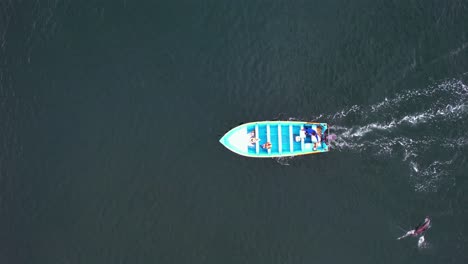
[[248, 130, 260, 146], [262, 142, 272, 150], [316, 125, 323, 135], [318, 126, 337, 144], [250, 137, 260, 145], [304, 126, 322, 150], [397, 217, 431, 240]]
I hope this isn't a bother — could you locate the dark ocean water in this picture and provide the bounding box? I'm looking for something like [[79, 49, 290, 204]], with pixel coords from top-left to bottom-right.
[[1, 1, 468, 263]]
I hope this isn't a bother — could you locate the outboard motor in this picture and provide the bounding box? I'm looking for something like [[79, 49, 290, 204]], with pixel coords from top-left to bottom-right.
[[323, 127, 337, 144]]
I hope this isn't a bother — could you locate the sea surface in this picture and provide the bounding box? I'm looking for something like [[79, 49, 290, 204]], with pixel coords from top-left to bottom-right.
[[1, 1, 468, 263]]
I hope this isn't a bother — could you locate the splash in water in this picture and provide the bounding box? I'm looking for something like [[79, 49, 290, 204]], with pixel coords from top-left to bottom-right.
[[275, 79, 467, 190], [275, 156, 292, 166], [314, 79, 467, 191]]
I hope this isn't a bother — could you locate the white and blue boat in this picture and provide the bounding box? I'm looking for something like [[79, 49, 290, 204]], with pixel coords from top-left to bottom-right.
[[219, 121, 330, 158]]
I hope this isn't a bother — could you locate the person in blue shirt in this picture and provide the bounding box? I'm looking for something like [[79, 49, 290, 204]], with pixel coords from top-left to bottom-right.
[[304, 126, 323, 150]]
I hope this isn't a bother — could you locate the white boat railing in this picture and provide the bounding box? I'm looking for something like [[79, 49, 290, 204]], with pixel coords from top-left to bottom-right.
[[266, 124, 271, 154], [300, 125, 305, 151], [278, 125, 282, 154], [255, 124, 259, 154], [289, 125, 293, 153]]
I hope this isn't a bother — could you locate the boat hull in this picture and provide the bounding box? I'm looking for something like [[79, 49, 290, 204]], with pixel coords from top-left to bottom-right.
[[219, 121, 329, 158]]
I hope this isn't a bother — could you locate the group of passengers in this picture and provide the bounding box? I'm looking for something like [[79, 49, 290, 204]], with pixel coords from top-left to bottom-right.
[[249, 125, 326, 151], [303, 125, 324, 151], [248, 131, 272, 150]]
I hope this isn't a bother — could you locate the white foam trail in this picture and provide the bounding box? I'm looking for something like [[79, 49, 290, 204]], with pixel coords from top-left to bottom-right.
[[323, 79, 468, 123], [340, 102, 467, 138], [321, 79, 468, 192], [331, 105, 361, 120], [412, 158, 457, 192], [410, 161, 419, 172], [275, 157, 292, 166]]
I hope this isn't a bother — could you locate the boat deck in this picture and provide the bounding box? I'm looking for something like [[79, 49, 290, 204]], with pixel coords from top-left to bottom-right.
[[219, 121, 329, 158], [246, 123, 327, 156]]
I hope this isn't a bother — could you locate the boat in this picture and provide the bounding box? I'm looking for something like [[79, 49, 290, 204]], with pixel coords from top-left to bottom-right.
[[219, 121, 330, 158]]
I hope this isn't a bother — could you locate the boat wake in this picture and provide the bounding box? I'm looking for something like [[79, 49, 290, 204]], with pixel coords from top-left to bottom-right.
[[328, 78, 468, 192], [286, 78, 468, 192], [274, 157, 293, 166]]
